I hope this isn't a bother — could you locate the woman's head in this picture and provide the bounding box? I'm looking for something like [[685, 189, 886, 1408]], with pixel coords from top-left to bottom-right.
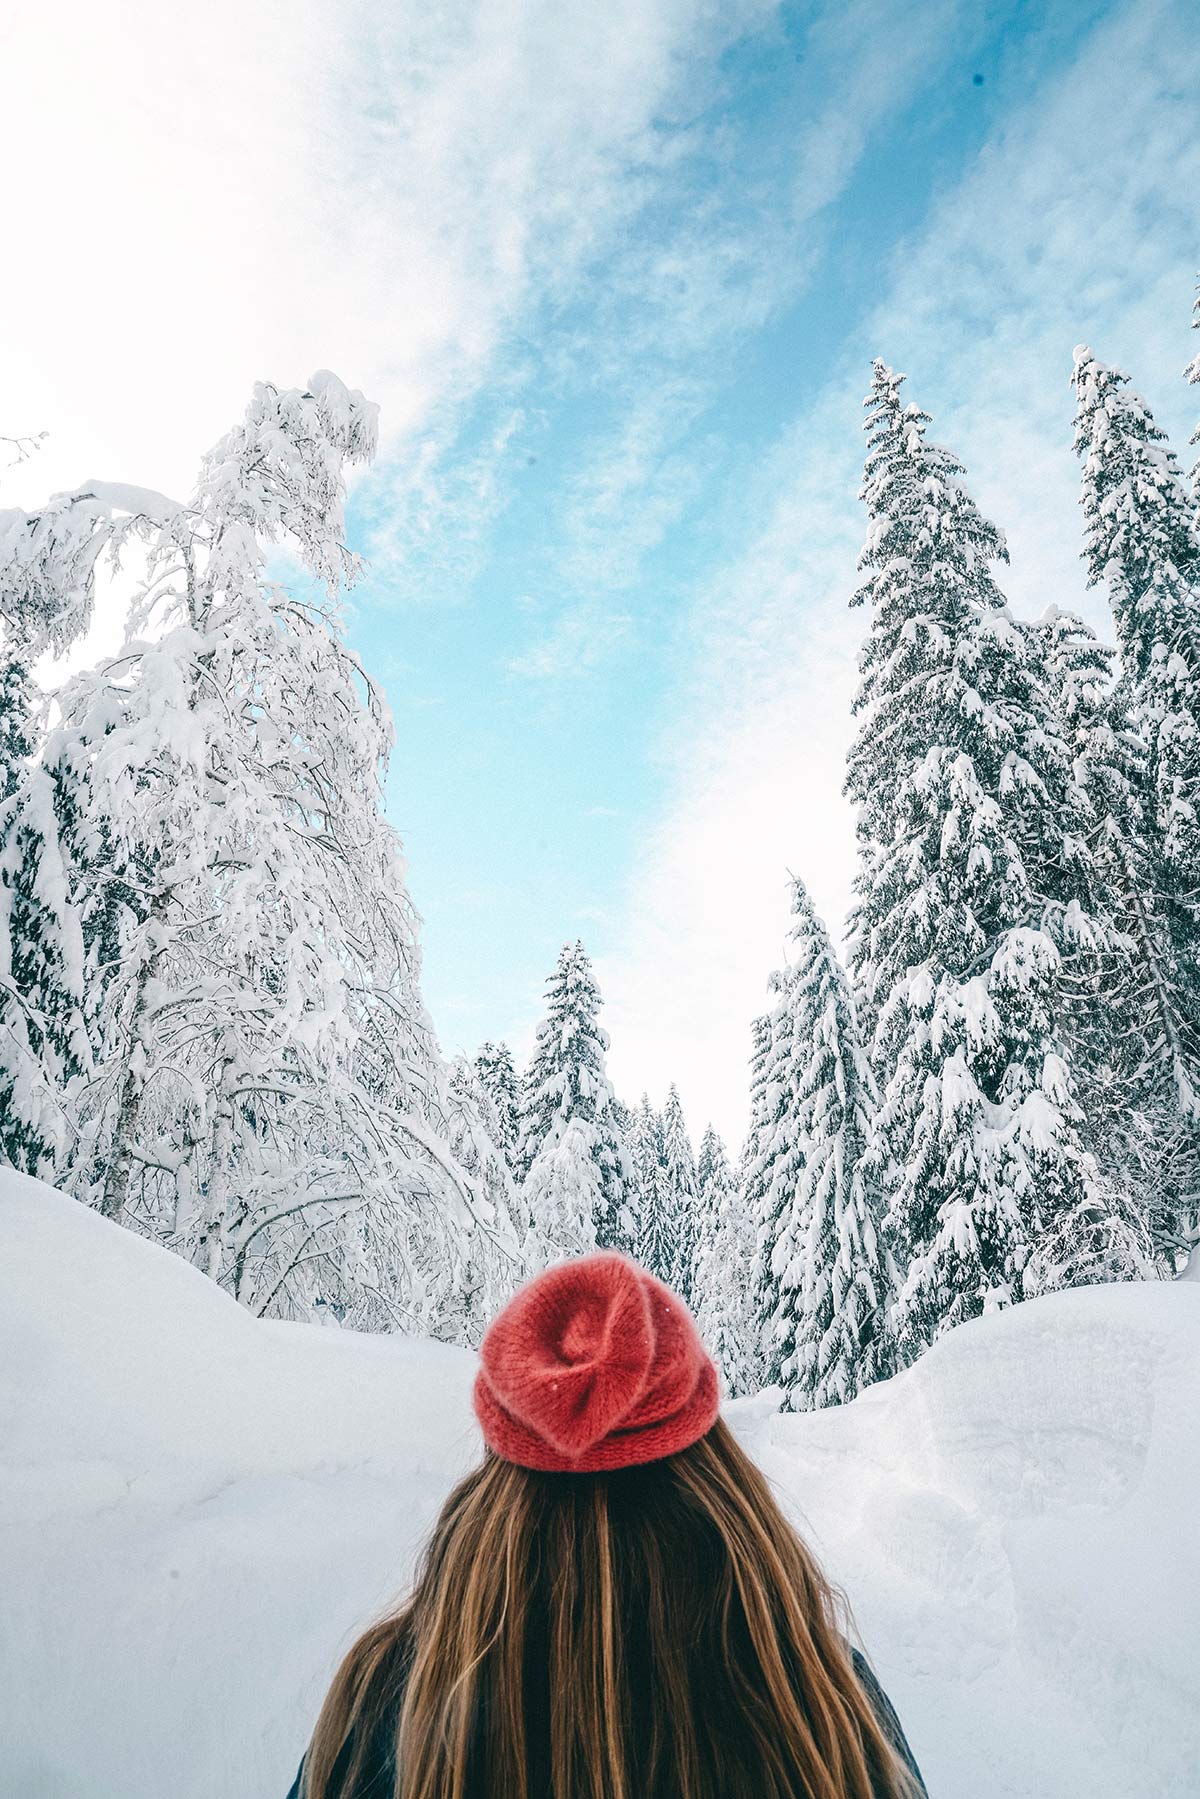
[[302, 1258, 915, 1799]]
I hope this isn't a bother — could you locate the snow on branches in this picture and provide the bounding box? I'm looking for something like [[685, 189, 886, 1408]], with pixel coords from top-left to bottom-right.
[[1, 373, 493, 1329], [517, 940, 626, 1261], [846, 361, 1111, 1358], [755, 878, 895, 1410]]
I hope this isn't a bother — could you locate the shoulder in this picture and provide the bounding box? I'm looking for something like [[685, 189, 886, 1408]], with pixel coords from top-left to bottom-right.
[[285, 1681, 403, 1799], [849, 1647, 928, 1797]]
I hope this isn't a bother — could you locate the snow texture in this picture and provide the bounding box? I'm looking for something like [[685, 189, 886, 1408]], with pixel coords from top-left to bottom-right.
[[3, 1170, 1197, 1799]]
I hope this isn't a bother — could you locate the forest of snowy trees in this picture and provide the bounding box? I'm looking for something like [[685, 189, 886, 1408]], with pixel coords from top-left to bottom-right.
[[3, 283, 1200, 1412]]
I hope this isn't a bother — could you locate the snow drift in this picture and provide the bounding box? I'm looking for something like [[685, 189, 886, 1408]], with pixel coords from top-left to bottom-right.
[[2, 1171, 1198, 1797]]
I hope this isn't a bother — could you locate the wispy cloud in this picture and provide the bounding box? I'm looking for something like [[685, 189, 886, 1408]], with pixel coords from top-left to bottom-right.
[[362, 402, 529, 606], [507, 599, 633, 680], [554, 383, 715, 593], [524, 0, 972, 614]]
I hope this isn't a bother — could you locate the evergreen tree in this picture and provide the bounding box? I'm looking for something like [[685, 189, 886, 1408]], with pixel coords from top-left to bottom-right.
[[1072, 345, 1200, 1260], [517, 940, 625, 1260], [746, 967, 809, 1388], [1023, 1183, 1156, 1297], [473, 1039, 521, 1177], [847, 360, 1105, 1360], [693, 1124, 758, 1396], [600, 1095, 639, 1256], [741, 1012, 778, 1385], [1072, 346, 1200, 879], [629, 1094, 673, 1282], [440, 1055, 531, 1343], [0, 656, 87, 1174], [762, 879, 895, 1411], [659, 1084, 699, 1301], [0, 480, 160, 1178], [1025, 606, 1189, 1265]]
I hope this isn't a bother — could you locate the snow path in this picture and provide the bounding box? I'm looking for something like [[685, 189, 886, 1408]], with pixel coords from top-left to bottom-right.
[[2, 1172, 1198, 1797]]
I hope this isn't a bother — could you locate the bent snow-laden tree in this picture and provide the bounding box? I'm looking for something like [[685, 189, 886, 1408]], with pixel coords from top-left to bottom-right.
[[847, 361, 1114, 1361], [12, 373, 495, 1326]]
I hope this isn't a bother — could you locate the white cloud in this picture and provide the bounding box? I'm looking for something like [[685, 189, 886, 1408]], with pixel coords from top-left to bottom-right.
[[601, 0, 1200, 1148], [0, 0, 768, 513]]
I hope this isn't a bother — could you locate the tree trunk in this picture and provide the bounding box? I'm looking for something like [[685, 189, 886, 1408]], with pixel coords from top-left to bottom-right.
[[193, 1053, 237, 1282], [99, 900, 168, 1223]]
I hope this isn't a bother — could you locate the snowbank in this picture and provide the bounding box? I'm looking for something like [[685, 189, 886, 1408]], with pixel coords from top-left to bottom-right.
[[2, 1172, 1198, 1797]]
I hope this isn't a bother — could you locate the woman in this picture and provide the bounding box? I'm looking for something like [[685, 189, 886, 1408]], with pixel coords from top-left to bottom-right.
[[289, 1252, 927, 1799]]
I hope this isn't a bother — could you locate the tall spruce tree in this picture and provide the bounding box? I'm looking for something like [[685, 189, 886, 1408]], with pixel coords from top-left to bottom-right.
[[742, 1012, 778, 1377], [659, 1084, 699, 1301], [474, 1040, 521, 1177], [846, 360, 1105, 1360], [441, 1055, 531, 1342], [517, 940, 625, 1260], [630, 1094, 674, 1282], [693, 1124, 759, 1397], [747, 961, 809, 1387], [762, 878, 895, 1411], [600, 1096, 639, 1256], [1024, 606, 1181, 1270], [1072, 345, 1200, 1261]]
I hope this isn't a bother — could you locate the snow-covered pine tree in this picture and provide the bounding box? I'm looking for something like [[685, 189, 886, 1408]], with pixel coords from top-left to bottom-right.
[[741, 1012, 778, 1384], [692, 1124, 759, 1396], [36, 373, 485, 1327], [629, 1093, 673, 1282], [659, 1083, 699, 1301], [1023, 606, 1182, 1270], [0, 654, 87, 1174], [517, 940, 625, 1261], [439, 1055, 530, 1342], [601, 1095, 639, 1256], [1072, 345, 1200, 1262], [761, 878, 895, 1411], [746, 959, 811, 1389], [473, 1039, 521, 1178], [0, 485, 138, 1178], [847, 360, 1106, 1360]]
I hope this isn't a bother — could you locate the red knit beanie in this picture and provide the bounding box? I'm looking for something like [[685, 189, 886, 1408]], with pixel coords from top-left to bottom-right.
[[473, 1252, 720, 1473]]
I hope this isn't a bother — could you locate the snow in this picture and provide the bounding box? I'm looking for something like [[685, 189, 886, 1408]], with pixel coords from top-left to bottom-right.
[[3, 1170, 1199, 1798], [59, 480, 181, 524]]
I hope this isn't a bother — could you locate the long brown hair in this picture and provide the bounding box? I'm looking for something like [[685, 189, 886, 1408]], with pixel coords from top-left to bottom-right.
[[302, 1418, 913, 1799]]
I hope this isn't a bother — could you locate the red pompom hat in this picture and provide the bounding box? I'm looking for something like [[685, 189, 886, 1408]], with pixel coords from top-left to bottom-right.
[[473, 1252, 720, 1473]]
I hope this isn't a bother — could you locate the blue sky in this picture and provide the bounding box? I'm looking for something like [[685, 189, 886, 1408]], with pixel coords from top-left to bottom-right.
[[4, 0, 1199, 1141]]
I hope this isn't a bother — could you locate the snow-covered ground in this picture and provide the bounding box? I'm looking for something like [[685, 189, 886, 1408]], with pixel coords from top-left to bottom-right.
[[2, 1172, 1198, 1798]]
